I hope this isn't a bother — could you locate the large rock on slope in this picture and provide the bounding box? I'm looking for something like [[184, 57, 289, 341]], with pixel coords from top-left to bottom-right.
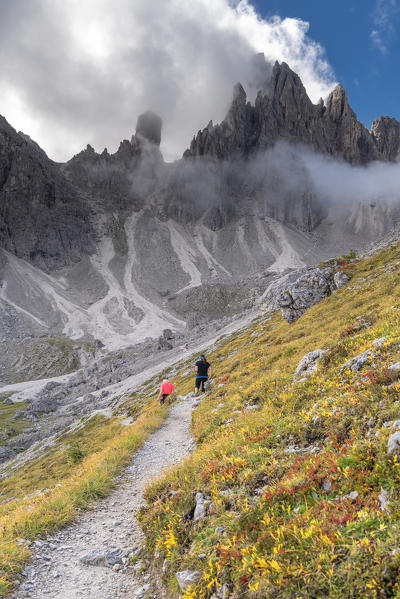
[[185, 61, 395, 166], [262, 266, 350, 323]]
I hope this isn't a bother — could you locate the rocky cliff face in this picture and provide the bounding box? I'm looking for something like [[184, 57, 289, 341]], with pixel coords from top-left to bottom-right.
[[0, 117, 95, 271], [371, 116, 400, 161], [185, 61, 398, 166]]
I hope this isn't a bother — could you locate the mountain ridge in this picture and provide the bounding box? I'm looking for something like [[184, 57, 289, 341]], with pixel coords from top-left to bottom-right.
[[185, 61, 400, 165]]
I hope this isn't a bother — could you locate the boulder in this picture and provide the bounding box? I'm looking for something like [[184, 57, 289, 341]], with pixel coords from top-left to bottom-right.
[[293, 349, 327, 381], [193, 492, 206, 521], [277, 267, 336, 323], [387, 362, 400, 378], [333, 271, 350, 289], [372, 337, 388, 347], [262, 265, 351, 324], [378, 487, 391, 512], [341, 350, 373, 372], [388, 431, 400, 456], [176, 570, 200, 591]]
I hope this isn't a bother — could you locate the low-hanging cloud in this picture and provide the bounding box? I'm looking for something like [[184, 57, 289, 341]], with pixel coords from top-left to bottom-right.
[[0, 0, 336, 162], [139, 139, 400, 238]]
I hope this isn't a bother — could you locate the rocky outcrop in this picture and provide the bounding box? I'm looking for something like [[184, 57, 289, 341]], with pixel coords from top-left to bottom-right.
[[185, 61, 397, 166], [262, 266, 350, 323]]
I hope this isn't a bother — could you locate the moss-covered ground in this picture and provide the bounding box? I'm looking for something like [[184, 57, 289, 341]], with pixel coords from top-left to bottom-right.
[[0, 403, 30, 446], [139, 244, 400, 598]]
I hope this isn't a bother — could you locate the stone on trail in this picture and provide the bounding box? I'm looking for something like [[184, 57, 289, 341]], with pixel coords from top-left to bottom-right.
[[79, 547, 131, 568], [134, 584, 151, 599], [176, 570, 201, 591]]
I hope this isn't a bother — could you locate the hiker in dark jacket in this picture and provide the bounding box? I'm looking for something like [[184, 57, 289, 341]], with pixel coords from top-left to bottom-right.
[[194, 355, 212, 394]]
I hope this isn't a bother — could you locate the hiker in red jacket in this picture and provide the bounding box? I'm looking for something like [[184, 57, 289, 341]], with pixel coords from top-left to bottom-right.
[[158, 379, 175, 404]]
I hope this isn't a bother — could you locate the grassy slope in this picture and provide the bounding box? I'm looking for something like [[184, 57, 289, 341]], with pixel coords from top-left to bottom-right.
[[140, 245, 400, 599]]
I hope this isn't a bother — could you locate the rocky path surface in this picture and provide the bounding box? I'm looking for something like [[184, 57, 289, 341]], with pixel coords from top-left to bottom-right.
[[14, 395, 197, 599]]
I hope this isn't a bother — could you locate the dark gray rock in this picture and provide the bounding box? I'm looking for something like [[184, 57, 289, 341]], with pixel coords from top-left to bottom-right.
[[0, 446, 16, 463], [9, 433, 37, 451], [333, 271, 350, 289], [28, 396, 57, 415]]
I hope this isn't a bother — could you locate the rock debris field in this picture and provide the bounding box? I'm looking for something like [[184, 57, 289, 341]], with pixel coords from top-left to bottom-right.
[[14, 395, 197, 599]]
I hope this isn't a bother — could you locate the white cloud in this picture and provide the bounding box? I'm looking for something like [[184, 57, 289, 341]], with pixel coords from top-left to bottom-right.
[[370, 0, 398, 54], [0, 0, 336, 161]]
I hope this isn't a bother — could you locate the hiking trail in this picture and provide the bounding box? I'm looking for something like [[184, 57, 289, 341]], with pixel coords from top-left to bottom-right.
[[14, 395, 196, 599]]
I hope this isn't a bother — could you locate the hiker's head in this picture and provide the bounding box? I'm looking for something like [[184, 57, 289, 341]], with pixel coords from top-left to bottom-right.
[[163, 379, 169, 383], [199, 355, 206, 362]]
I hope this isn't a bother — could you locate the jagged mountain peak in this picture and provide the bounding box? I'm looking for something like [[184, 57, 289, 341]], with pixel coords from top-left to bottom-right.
[[185, 60, 400, 165], [325, 83, 354, 121]]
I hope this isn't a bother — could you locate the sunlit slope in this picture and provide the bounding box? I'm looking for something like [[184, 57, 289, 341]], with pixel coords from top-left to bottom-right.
[[140, 244, 400, 599]]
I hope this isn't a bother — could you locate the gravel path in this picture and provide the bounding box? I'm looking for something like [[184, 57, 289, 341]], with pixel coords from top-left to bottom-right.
[[14, 395, 196, 599]]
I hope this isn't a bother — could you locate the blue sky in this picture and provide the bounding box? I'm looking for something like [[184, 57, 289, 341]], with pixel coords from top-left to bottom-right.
[[252, 0, 400, 128]]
